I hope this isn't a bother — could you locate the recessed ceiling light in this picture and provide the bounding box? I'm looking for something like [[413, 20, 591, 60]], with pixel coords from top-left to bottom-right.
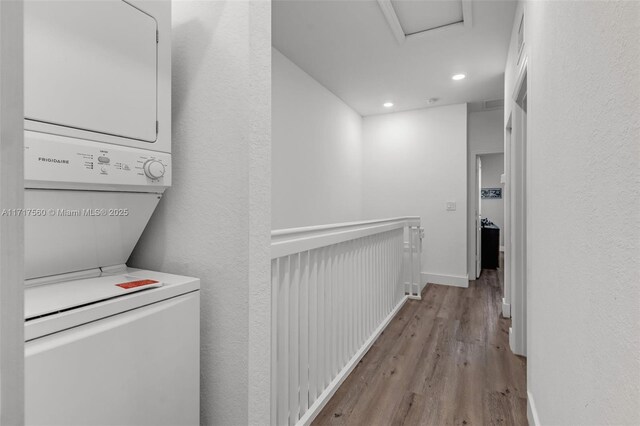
[[383, 102, 394, 108], [452, 74, 466, 81]]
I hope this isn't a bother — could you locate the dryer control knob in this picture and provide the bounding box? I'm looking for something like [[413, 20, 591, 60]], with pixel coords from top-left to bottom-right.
[[143, 160, 165, 179]]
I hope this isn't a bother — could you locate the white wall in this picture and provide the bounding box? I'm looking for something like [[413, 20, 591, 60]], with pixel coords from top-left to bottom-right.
[[467, 108, 504, 277], [0, 1, 25, 422], [509, 1, 640, 424], [362, 104, 468, 287], [272, 48, 362, 229], [480, 153, 504, 245], [130, 2, 271, 424]]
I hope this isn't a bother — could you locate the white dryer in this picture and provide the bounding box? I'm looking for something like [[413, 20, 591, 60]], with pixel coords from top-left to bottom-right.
[[23, 1, 199, 424]]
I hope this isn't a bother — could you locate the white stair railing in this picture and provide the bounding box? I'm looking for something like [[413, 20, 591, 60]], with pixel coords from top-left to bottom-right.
[[270, 217, 422, 426]]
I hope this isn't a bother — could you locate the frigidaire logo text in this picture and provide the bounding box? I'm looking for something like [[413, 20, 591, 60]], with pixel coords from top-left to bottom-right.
[[38, 157, 69, 164]]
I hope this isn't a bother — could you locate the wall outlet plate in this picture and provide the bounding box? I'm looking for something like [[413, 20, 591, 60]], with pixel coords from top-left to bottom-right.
[[446, 201, 456, 211]]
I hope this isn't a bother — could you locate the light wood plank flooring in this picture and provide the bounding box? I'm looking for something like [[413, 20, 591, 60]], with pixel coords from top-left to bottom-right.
[[312, 264, 527, 426]]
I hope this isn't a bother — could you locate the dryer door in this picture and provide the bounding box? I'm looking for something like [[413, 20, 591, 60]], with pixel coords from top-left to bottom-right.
[[24, 0, 158, 142]]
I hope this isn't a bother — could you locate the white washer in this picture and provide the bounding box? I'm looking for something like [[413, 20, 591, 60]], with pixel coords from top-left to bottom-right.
[[23, 1, 200, 424], [25, 270, 200, 426]]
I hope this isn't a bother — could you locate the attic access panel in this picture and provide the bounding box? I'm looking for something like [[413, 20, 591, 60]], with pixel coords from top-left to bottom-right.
[[24, 0, 158, 142], [390, 0, 464, 36]]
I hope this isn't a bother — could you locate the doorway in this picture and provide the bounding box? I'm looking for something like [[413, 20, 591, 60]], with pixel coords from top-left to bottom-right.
[[470, 150, 508, 282], [475, 153, 505, 279]]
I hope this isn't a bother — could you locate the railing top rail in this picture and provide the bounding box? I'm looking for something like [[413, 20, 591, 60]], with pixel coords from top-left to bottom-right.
[[272, 216, 420, 238], [271, 216, 420, 259]]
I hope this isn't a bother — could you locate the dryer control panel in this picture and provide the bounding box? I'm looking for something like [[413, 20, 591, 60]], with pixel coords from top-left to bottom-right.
[[24, 131, 171, 192]]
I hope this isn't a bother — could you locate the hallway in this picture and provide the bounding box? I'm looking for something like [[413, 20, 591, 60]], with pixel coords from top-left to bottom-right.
[[313, 265, 527, 425]]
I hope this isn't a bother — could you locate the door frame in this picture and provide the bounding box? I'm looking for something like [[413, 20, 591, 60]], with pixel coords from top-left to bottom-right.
[[476, 156, 482, 278], [508, 55, 528, 357], [503, 117, 512, 319], [0, 0, 25, 423]]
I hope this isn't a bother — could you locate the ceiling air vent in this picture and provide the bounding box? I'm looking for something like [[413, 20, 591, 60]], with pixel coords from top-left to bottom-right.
[[483, 99, 504, 110]]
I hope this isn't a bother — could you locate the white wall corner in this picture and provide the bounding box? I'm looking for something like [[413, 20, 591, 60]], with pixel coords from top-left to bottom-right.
[[247, 0, 272, 423], [502, 298, 511, 318], [422, 272, 469, 288], [527, 391, 541, 426]]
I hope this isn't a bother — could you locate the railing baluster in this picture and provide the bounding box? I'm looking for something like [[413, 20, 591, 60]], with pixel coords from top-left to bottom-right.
[[299, 251, 310, 416], [378, 234, 382, 323], [317, 247, 325, 394], [278, 256, 290, 426], [380, 234, 387, 318], [356, 242, 362, 348], [352, 241, 357, 355], [371, 235, 376, 327], [386, 233, 391, 313], [308, 249, 318, 405], [381, 234, 385, 316], [346, 241, 352, 364], [345, 242, 350, 365], [337, 243, 343, 374], [336, 244, 342, 381], [373, 235, 378, 326], [289, 254, 300, 425], [343, 242, 348, 366], [327, 244, 332, 384], [271, 258, 279, 426], [396, 234, 399, 297], [393, 232, 397, 302]]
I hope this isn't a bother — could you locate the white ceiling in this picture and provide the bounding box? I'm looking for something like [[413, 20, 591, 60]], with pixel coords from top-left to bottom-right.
[[272, 0, 516, 116]]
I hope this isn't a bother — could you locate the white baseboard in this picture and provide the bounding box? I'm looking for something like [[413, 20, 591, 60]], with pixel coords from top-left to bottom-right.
[[500, 245, 505, 252], [527, 391, 541, 426], [421, 272, 469, 288], [509, 326, 526, 357], [509, 326, 515, 351], [502, 298, 511, 318], [299, 295, 409, 425]]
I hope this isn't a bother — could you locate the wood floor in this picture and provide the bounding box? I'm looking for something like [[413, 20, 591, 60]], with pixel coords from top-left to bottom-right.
[[312, 265, 527, 426]]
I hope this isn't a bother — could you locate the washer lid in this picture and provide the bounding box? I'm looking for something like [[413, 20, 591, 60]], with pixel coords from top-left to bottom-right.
[[24, 269, 200, 342], [25, 274, 163, 320]]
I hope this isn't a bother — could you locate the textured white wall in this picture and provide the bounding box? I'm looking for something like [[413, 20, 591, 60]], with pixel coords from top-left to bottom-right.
[[130, 2, 271, 424], [272, 48, 362, 229], [480, 153, 504, 245], [467, 109, 504, 278], [0, 1, 25, 422], [469, 109, 504, 154], [512, 1, 640, 424], [362, 104, 468, 287]]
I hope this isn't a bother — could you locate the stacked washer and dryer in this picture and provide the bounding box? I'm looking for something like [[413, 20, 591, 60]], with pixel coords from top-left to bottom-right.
[[23, 1, 199, 424]]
